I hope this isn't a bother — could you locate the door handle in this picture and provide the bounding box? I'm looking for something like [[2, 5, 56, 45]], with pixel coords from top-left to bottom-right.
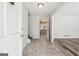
[[21, 34, 25, 38]]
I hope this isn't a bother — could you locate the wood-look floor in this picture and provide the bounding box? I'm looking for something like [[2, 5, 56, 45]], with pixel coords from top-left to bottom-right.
[[23, 34, 65, 56]]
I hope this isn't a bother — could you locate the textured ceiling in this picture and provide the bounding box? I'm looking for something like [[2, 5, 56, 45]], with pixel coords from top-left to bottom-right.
[[23, 2, 61, 16]]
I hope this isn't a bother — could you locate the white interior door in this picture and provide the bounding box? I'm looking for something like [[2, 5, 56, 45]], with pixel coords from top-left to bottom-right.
[[0, 3, 5, 37], [6, 2, 22, 56]]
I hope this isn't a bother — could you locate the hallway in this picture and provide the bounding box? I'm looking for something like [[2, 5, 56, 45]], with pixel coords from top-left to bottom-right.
[[23, 35, 65, 56]]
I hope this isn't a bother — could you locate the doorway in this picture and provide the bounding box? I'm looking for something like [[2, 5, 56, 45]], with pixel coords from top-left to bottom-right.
[[40, 19, 49, 40]]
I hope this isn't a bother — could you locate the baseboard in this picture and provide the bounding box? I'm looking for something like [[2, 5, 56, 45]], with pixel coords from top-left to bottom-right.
[[55, 37, 79, 39], [54, 38, 79, 39]]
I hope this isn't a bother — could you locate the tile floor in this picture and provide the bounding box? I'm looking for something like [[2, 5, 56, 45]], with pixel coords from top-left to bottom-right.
[[23, 34, 65, 56]]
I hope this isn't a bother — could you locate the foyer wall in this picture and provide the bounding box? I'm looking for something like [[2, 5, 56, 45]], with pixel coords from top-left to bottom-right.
[[52, 2, 79, 38]]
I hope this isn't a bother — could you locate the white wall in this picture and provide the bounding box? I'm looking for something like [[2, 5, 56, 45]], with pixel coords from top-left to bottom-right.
[[28, 15, 49, 39], [54, 16, 79, 38], [51, 2, 79, 38], [53, 2, 79, 16], [28, 16, 40, 39]]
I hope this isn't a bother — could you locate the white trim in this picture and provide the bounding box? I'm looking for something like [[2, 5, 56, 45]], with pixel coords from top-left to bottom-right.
[[18, 2, 23, 56], [50, 16, 54, 43], [4, 2, 7, 36], [54, 37, 79, 38]]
